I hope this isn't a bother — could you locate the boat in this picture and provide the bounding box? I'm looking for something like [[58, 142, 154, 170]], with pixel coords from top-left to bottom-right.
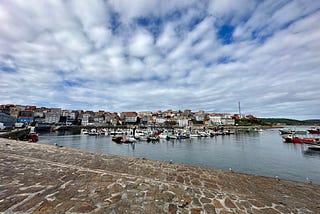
[[283, 134, 319, 144], [112, 136, 123, 143], [81, 128, 89, 135], [28, 133, 38, 143], [279, 129, 294, 135], [147, 136, 160, 142], [307, 127, 320, 134], [27, 127, 38, 143], [88, 129, 99, 136], [307, 145, 320, 151], [112, 136, 136, 144]]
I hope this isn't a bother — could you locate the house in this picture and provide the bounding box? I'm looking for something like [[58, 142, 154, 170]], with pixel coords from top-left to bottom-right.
[[221, 114, 235, 125], [208, 114, 223, 125], [9, 106, 20, 118], [105, 113, 119, 125], [194, 112, 206, 122], [121, 112, 138, 124], [139, 111, 152, 124], [177, 118, 190, 127]]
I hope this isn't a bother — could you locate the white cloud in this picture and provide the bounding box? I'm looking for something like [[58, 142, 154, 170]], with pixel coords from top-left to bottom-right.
[[0, 0, 319, 118], [128, 29, 154, 57]]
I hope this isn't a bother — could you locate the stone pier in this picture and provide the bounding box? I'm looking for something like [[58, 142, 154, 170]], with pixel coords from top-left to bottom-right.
[[0, 138, 319, 213]]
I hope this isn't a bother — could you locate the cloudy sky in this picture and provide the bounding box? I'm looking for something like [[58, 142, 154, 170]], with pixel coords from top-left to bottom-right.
[[0, 0, 320, 119]]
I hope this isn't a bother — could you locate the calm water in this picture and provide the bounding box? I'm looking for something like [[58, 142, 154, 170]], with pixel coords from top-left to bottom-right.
[[38, 127, 320, 184]]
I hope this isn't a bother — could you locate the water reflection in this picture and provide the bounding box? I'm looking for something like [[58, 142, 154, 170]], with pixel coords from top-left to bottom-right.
[[303, 149, 320, 157]]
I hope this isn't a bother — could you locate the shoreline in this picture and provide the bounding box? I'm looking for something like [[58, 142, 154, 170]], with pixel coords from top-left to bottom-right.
[[1, 138, 320, 213]]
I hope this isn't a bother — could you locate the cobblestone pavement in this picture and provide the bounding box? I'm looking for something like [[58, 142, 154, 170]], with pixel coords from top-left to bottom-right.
[[1, 139, 320, 213]]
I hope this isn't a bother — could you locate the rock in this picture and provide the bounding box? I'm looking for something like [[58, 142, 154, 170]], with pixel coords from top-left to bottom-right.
[[213, 199, 224, 209], [176, 176, 184, 183], [200, 197, 211, 203], [203, 204, 217, 214], [168, 204, 177, 214], [190, 207, 203, 214], [224, 198, 236, 209]]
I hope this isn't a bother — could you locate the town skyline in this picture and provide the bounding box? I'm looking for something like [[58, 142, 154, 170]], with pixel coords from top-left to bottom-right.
[[1, 1, 320, 120]]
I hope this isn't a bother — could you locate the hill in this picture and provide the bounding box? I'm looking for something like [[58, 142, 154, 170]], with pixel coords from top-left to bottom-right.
[[258, 118, 320, 125]]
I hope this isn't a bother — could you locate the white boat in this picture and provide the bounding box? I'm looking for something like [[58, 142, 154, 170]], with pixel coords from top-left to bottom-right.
[[308, 145, 320, 151], [81, 129, 89, 135], [88, 129, 99, 136], [159, 132, 169, 139]]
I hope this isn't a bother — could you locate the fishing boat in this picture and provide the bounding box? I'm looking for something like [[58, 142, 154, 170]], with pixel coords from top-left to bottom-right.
[[112, 136, 136, 144], [279, 129, 294, 135], [307, 127, 320, 134], [279, 129, 307, 135], [283, 134, 319, 144]]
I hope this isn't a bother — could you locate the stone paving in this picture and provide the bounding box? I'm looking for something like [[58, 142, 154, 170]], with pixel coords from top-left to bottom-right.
[[0, 139, 320, 213]]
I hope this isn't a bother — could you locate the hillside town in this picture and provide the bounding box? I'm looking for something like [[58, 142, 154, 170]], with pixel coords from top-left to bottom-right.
[[0, 104, 258, 129]]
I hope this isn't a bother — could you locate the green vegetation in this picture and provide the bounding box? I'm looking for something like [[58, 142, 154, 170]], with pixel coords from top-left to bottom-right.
[[258, 118, 320, 126]]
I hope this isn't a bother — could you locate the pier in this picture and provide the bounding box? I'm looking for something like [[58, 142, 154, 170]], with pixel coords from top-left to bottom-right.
[[1, 139, 319, 213], [0, 128, 30, 140]]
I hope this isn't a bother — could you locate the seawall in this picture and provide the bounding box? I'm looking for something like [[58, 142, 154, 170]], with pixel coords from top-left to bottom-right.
[[0, 138, 319, 213]]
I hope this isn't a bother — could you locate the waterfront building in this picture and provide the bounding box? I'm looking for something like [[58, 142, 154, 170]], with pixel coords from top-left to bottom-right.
[[177, 118, 190, 127], [18, 110, 34, 123], [81, 114, 90, 126], [208, 114, 223, 125], [45, 108, 62, 124], [121, 112, 138, 124], [221, 114, 235, 125]]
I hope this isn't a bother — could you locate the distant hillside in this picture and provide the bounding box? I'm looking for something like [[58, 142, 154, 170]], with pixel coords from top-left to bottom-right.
[[258, 118, 320, 125]]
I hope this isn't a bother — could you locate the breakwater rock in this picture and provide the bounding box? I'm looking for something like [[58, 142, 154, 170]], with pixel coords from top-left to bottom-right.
[[0, 139, 319, 213]]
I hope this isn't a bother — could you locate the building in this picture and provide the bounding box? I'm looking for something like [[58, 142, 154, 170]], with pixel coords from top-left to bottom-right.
[[81, 114, 90, 126], [208, 114, 223, 125], [18, 111, 34, 123], [177, 118, 190, 127], [121, 112, 138, 124], [45, 108, 62, 124], [221, 114, 235, 125]]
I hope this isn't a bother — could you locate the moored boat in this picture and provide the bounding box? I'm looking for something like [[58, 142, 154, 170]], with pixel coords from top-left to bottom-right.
[[307, 127, 320, 134], [308, 145, 320, 151], [283, 134, 319, 144]]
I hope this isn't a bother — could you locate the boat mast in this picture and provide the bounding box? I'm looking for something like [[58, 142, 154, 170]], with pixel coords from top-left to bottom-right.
[[238, 101, 241, 118]]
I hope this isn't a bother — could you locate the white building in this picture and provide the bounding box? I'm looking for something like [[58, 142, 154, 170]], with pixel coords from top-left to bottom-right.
[[81, 114, 90, 126], [177, 118, 189, 127]]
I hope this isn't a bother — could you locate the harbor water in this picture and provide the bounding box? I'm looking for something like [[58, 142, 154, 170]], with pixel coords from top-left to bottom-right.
[[38, 127, 320, 184]]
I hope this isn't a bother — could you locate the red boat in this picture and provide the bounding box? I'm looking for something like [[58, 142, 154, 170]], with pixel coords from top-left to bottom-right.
[[28, 133, 39, 143], [307, 128, 320, 134], [283, 134, 319, 144]]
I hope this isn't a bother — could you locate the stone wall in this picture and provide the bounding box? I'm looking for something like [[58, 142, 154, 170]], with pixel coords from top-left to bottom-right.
[[0, 139, 319, 213]]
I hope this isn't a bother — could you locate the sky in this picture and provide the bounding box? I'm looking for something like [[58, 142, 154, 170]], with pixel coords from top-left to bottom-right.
[[0, 0, 320, 119]]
